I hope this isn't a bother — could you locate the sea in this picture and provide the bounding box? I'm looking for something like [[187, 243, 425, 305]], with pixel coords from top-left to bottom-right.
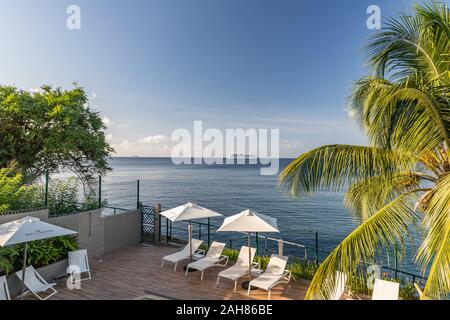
[[95, 157, 423, 278]]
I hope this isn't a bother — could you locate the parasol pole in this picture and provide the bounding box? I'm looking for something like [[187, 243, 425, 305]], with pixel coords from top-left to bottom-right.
[[248, 233, 252, 280], [20, 242, 28, 300], [189, 221, 193, 260]]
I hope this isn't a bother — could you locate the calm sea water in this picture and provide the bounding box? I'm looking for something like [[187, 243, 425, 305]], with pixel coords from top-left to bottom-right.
[[98, 157, 421, 276]]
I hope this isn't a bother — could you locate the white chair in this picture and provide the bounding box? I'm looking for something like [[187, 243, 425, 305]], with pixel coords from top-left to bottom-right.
[[0, 276, 11, 300], [68, 249, 91, 282], [185, 241, 228, 280], [216, 246, 258, 291], [372, 278, 399, 300], [15, 266, 57, 300], [247, 254, 291, 299], [161, 239, 204, 271]]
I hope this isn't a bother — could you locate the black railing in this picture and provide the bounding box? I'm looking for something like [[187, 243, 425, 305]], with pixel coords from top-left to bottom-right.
[[160, 217, 427, 283], [0, 206, 48, 216]]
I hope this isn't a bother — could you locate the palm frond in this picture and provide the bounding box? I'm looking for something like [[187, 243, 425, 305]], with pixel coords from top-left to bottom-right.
[[416, 175, 450, 299], [279, 145, 414, 197], [305, 194, 419, 300], [344, 172, 423, 220], [366, 5, 449, 84], [350, 76, 450, 154]]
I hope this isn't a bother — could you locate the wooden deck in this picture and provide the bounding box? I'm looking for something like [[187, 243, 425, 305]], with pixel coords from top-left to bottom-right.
[[48, 244, 309, 300]]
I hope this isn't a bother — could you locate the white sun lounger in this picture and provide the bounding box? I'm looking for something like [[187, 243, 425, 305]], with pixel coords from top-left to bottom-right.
[[161, 239, 204, 271], [185, 241, 228, 280], [247, 254, 291, 299], [0, 276, 11, 300], [216, 246, 258, 291], [372, 278, 399, 300], [15, 266, 57, 300], [68, 249, 91, 282]]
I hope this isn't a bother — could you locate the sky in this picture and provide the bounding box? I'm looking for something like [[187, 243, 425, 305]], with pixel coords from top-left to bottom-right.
[[0, 0, 424, 157]]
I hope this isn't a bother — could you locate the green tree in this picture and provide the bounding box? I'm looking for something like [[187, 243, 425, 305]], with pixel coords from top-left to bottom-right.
[[279, 2, 449, 299], [0, 165, 42, 212], [0, 84, 113, 184]]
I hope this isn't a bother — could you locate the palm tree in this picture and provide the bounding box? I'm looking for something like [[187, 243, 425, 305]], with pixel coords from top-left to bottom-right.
[[279, 2, 450, 299]]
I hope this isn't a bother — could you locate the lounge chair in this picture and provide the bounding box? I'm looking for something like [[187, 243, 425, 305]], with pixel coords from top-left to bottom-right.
[[0, 276, 11, 300], [216, 246, 258, 291], [247, 254, 291, 299], [15, 266, 57, 300], [161, 239, 204, 271], [185, 241, 228, 280], [68, 249, 91, 282], [372, 278, 399, 300]]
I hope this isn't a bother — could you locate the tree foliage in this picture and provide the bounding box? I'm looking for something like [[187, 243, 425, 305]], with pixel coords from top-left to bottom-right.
[[0, 85, 113, 183], [0, 165, 42, 212]]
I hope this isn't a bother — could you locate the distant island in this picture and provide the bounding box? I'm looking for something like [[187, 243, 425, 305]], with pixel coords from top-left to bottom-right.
[[229, 154, 256, 159]]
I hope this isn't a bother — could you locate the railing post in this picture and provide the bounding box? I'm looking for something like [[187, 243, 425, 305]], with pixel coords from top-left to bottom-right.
[[166, 217, 169, 243], [155, 204, 162, 243], [98, 175, 102, 209], [256, 232, 259, 256], [315, 231, 319, 265], [44, 170, 49, 208], [278, 239, 284, 257], [198, 223, 202, 240], [229, 239, 233, 249], [394, 244, 398, 278], [136, 180, 140, 209], [207, 218, 211, 248], [264, 236, 268, 255]]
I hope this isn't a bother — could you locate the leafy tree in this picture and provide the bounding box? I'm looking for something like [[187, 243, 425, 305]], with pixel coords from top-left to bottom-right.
[[0, 84, 114, 184], [0, 165, 42, 212], [280, 2, 450, 299]]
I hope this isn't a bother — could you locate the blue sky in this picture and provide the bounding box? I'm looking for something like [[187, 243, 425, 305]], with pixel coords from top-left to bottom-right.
[[0, 0, 420, 157]]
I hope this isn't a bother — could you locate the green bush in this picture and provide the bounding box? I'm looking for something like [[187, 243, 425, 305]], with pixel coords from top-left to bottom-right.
[[0, 236, 78, 275], [255, 255, 271, 269], [47, 178, 79, 215], [222, 248, 240, 262], [288, 259, 318, 281], [0, 166, 43, 213], [47, 178, 102, 215], [0, 166, 102, 216]]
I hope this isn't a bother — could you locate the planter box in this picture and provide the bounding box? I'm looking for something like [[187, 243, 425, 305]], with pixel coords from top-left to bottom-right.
[[6, 258, 69, 298]]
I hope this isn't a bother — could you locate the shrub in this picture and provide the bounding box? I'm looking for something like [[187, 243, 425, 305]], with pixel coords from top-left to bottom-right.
[[255, 255, 270, 269], [223, 248, 240, 262], [0, 166, 43, 213], [288, 259, 318, 281], [46, 178, 102, 215], [0, 236, 78, 276], [47, 178, 80, 215], [0, 166, 102, 216]]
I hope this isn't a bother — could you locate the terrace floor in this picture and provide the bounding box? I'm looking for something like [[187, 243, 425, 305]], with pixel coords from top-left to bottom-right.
[[48, 243, 310, 300]]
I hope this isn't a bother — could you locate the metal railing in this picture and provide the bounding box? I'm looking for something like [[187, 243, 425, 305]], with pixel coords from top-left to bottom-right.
[[160, 217, 427, 283], [0, 206, 48, 216]]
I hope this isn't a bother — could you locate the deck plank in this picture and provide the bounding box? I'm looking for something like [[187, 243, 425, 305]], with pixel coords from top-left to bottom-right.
[[46, 244, 309, 300]]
